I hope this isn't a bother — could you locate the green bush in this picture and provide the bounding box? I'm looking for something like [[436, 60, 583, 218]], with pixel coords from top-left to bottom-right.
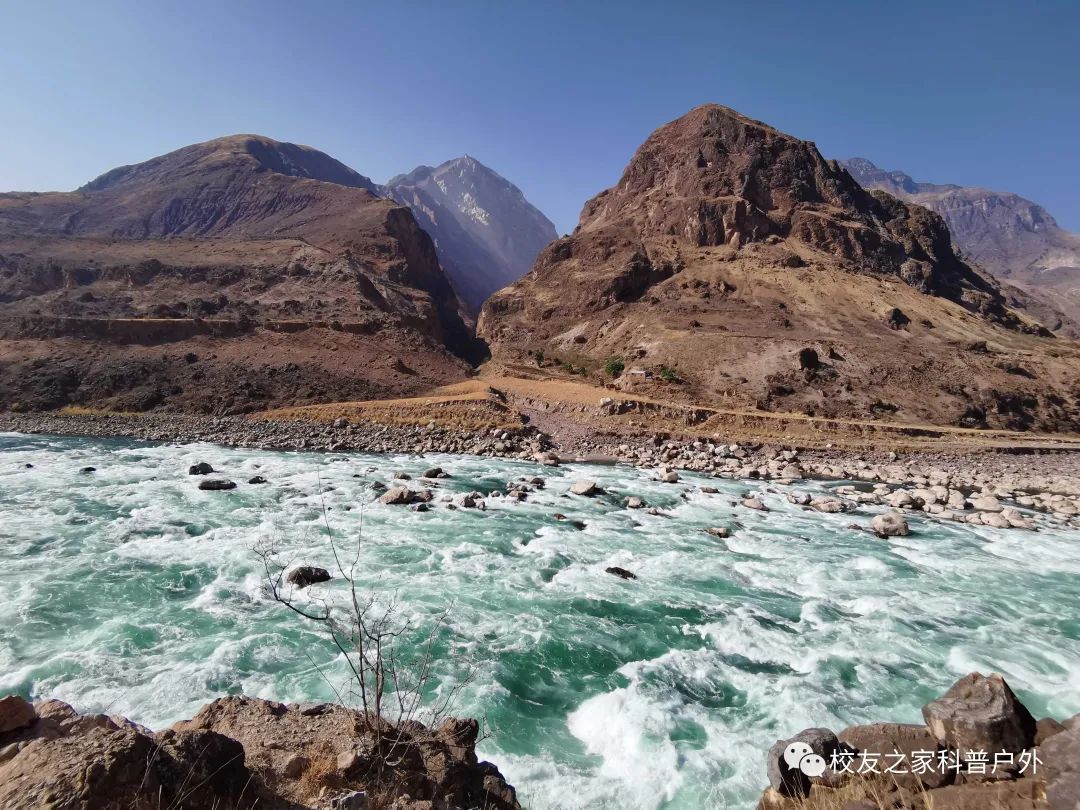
[[604, 358, 625, 378], [660, 366, 678, 381]]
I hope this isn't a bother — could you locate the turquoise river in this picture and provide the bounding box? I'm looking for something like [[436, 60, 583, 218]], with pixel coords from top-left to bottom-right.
[[1, 432, 1079, 808]]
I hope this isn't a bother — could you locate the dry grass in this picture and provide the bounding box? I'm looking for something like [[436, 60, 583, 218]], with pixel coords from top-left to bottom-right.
[[253, 384, 524, 433]]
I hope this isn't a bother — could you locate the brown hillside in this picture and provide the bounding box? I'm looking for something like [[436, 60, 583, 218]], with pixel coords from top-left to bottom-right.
[[479, 105, 1080, 432]]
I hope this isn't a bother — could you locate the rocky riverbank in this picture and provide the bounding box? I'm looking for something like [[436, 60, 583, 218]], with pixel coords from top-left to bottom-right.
[[0, 693, 521, 810], [3, 411, 1078, 533], [758, 672, 1079, 810]]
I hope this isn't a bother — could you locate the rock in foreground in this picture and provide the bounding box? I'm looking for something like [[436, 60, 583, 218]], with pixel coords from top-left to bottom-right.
[[0, 694, 521, 810]]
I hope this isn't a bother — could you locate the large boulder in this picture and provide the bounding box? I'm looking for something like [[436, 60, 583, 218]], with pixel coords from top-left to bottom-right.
[[379, 485, 415, 505], [286, 567, 332, 588], [870, 511, 910, 537], [570, 480, 600, 496], [188, 462, 214, 475], [922, 673, 1036, 760]]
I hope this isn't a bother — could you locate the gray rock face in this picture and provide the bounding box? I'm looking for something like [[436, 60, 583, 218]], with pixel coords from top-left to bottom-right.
[[922, 673, 1036, 759], [1041, 726, 1080, 810], [384, 157, 557, 313]]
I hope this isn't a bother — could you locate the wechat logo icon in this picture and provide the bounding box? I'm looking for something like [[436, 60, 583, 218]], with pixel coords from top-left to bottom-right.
[[784, 741, 827, 777]]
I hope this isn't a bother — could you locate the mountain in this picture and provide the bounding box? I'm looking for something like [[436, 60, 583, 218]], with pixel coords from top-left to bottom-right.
[[480, 105, 1080, 432], [0, 135, 476, 413], [840, 157, 1080, 330], [384, 156, 557, 313]]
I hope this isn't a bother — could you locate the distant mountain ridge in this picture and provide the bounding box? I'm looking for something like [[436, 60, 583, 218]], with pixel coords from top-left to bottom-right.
[[384, 156, 557, 313], [840, 157, 1080, 329], [0, 134, 475, 412]]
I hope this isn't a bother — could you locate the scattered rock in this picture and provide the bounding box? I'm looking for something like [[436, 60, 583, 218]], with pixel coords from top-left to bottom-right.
[[704, 526, 731, 538], [423, 467, 444, 479], [379, 485, 415, 505], [742, 496, 767, 511], [286, 567, 331, 588], [188, 462, 214, 475], [570, 480, 600, 496], [605, 566, 637, 580], [247, 475, 268, 484], [198, 478, 236, 491], [625, 496, 645, 509]]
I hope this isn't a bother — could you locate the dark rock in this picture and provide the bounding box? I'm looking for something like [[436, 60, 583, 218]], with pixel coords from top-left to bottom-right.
[[286, 567, 331, 588], [188, 462, 214, 475], [887, 307, 911, 330], [766, 727, 840, 797], [922, 673, 1036, 759], [198, 478, 236, 491], [423, 467, 444, 478], [605, 566, 637, 580], [797, 348, 820, 370], [247, 475, 268, 484], [79, 466, 96, 473]]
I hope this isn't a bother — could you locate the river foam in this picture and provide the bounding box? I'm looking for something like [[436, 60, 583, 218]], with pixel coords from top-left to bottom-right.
[[1, 431, 1078, 808]]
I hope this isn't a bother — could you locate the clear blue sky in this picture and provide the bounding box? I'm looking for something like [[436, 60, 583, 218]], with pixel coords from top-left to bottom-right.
[[1, 0, 1077, 234]]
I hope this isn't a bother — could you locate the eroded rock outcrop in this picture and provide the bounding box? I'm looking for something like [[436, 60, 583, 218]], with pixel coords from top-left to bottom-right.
[[0, 694, 521, 810]]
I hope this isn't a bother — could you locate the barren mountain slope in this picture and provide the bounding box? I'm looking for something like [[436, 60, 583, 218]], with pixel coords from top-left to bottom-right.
[[841, 157, 1080, 330], [480, 105, 1080, 432], [0, 135, 475, 413]]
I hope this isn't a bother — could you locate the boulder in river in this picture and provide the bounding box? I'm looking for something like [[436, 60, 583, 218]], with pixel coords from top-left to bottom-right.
[[286, 567, 331, 588], [625, 496, 645, 509], [605, 566, 637, 580], [248, 475, 268, 484], [704, 527, 731, 538], [188, 462, 214, 475], [570, 480, 600, 496], [198, 479, 237, 491], [741, 497, 767, 511], [379, 486, 415, 505], [870, 511, 910, 537]]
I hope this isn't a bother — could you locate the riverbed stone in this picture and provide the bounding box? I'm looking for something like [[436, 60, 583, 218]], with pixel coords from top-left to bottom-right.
[[870, 512, 909, 537]]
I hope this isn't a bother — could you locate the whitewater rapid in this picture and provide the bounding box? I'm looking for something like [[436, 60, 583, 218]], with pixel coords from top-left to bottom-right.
[[1, 432, 1078, 809]]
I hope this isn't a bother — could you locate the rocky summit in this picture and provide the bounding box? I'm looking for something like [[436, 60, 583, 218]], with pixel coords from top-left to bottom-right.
[[0, 135, 476, 413], [385, 156, 558, 314], [842, 156, 1080, 333], [480, 104, 1080, 432]]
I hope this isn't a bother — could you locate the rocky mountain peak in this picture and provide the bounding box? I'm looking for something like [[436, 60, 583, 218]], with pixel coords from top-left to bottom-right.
[[384, 155, 557, 313]]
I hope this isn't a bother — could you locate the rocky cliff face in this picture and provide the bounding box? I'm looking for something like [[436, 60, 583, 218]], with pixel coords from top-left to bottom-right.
[[385, 156, 557, 313], [0, 136, 477, 413], [841, 157, 1080, 330], [481, 105, 1080, 432]]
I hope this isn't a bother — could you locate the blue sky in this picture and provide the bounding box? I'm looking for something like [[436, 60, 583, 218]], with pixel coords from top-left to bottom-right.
[[1, 0, 1077, 234]]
